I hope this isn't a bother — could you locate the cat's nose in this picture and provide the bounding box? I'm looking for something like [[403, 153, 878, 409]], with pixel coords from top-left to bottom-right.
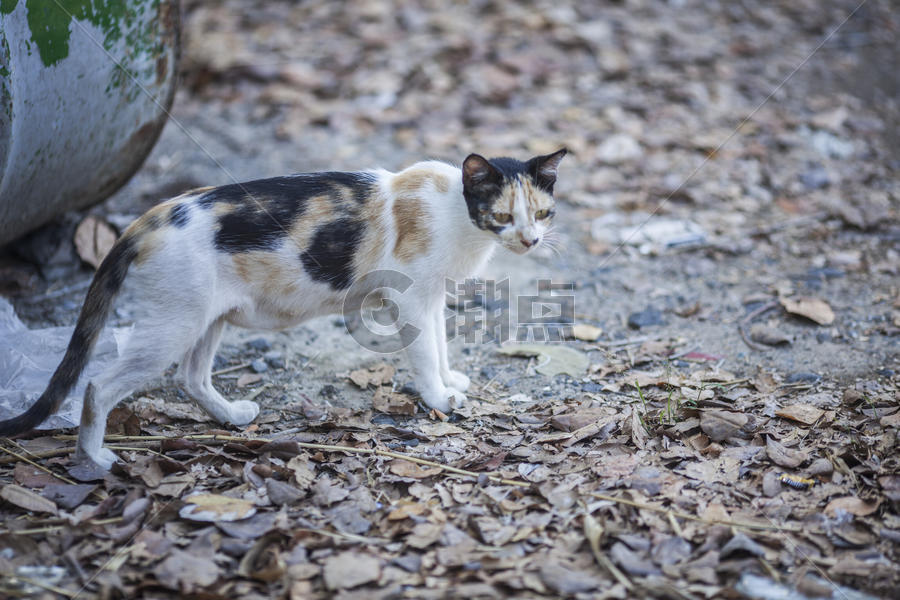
[[521, 237, 538, 248]]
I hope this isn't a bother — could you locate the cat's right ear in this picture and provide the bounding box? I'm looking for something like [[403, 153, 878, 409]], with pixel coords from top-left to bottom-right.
[[462, 154, 501, 192]]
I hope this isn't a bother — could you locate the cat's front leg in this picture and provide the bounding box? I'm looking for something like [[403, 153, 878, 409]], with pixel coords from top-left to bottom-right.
[[433, 307, 470, 392], [400, 304, 465, 413]]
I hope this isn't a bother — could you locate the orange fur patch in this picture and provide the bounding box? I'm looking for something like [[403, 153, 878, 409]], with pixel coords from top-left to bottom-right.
[[355, 190, 388, 276], [127, 201, 175, 264], [392, 194, 430, 262], [232, 252, 300, 297]]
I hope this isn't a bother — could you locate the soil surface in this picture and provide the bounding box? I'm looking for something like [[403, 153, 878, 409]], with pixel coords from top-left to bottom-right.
[[1, 1, 898, 599]]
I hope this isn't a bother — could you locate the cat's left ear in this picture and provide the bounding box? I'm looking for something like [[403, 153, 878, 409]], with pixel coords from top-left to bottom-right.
[[528, 148, 568, 192]]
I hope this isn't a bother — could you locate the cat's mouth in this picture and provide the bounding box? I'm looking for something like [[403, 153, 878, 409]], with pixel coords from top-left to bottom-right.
[[505, 239, 540, 255]]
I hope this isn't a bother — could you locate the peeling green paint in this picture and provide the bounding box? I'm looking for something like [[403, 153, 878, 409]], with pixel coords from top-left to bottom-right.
[[24, 0, 129, 67], [0, 32, 11, 120], [0, 0, 167, 101]]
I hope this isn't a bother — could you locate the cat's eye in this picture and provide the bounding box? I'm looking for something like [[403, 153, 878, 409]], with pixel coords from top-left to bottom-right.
[[535, 209, 551, 220], [492, 212, 512, 224]]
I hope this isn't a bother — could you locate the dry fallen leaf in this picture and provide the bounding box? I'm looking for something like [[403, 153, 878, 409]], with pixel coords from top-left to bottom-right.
[[236, 373, 263, 388], [749, 323, 791, 346], [780, 296, 835, 325], [700, 410, 753, 442], [373, 386, 417, 415], [74, 216, 117, 269], [1, 483, 58, 515], [349, 363, 395, 388], [323, 551, 381, 590], [154, 549, 220, 593], [766, 436, 807, 468], [776, 404, 825, 425], [497, 343, 589, 377], [388, 459, 442, 479], [179, 493, 256, 522], [825, 496, 881, 518]]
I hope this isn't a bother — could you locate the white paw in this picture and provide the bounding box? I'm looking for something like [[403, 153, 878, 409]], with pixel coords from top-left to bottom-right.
[[422, 385, 466, 413], [89, 447, 119, 470], [445, 369, 471, 392], [228, 400, 260, 425]]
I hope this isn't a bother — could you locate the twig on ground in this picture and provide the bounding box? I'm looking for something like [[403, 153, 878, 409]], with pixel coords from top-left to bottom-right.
[[589, 492, 801, 533], [0, 444, 78, 485], [738, 299, 779, 351], [9, 433, 532, 488], [0, 575, 77, 597], [211, 362, 252, 376]]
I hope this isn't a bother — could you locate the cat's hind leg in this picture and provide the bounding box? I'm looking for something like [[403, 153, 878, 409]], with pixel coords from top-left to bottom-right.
[[179, 317, 259, 425], [77, 321, 201, 469]]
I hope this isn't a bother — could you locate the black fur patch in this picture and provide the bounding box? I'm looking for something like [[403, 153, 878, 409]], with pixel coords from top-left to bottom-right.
[[488, 157, 529, 180], [200, 173, 376, 254], [300, 218, 364, 290], [169, 203, 190, 228]]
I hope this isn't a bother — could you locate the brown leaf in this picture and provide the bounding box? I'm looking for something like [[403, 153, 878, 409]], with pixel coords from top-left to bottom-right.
[[765, 436, 807, 468], [154, 549, 220, 592], [630, 409, 648, 449], [775, 404, 825, 425], [237, 373, 263, 388], [700, 410, 753, 442], [238, 532, 286, 582], [388, 459, 442, 479], [14, 463, 58, 488], [266, 479, 304, 506], [1, 483, 58, 515], [312, 476, 349, 506], [373, 386, 417, 415], [74, 216, 117, 269], [179, 493, 256, 522], [41, 483, 96, 510], [287, 455, 316, 489], [349, 363, 395, 388], [539, 563, 603, 595], [406, 522, 443, 549], [749, 323, 791, 346], [322, 551, 381, 590], [824, 496, 881, 517], [780, 296, 835, 325], [880, 410, 900, 429]]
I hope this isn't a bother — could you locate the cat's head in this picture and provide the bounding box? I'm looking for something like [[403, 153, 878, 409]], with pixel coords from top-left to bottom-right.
[[462, 148, 567, 254]]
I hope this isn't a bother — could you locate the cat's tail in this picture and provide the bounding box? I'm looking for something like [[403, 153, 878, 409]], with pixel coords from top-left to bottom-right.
[[0, 234, 139, 436]]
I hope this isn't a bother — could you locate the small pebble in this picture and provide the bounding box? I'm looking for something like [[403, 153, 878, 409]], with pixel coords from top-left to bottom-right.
[[264, 351, 285, 369], [582, 382, 604, 393], [247, 338, 270, 351], [319, 384, 338, 398], [786, 372, 821, 384], [628, 307, 665, 329], [799, 167, 830, 190], [372, 413, 396, 425], [250, 358, 269, 373]]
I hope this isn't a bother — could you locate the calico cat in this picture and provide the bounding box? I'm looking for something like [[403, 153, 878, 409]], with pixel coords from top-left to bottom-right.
[[0, 149, 567, 469]]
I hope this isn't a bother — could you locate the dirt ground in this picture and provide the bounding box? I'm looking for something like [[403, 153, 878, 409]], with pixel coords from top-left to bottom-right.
[[1, 1, 898, 598]]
